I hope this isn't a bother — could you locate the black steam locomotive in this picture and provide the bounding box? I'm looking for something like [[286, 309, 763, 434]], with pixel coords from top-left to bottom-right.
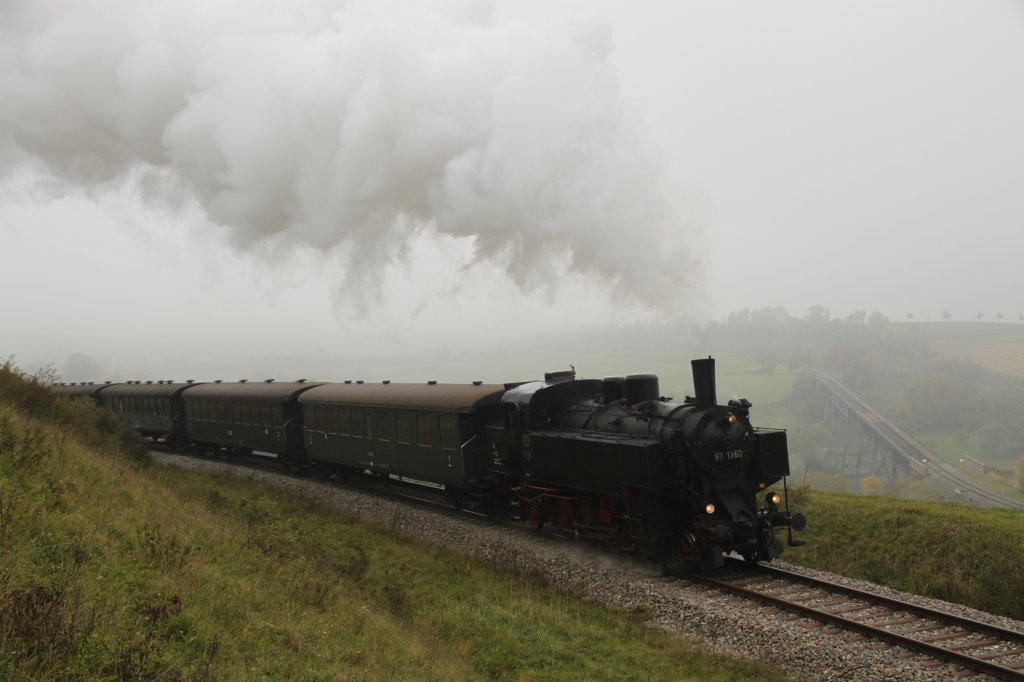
[[57, 357, 804, 571]]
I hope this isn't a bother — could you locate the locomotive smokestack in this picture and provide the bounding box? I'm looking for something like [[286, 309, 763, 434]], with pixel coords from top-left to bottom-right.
[[691, 357, 717, 408]]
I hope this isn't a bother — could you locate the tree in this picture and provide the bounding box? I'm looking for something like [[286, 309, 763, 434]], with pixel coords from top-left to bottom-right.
[[860, 474, 882, 493], [996, 312, 1004, 320], [844, 310, 867, 325], [977, 312, 984, 320], [61, 353, 107, 382], [866, 311, 890, 326], [943, 310, 952, 320], [806, 305, 831, 324], [976, 422, 1015, 459], [906, 313, 914, 320]]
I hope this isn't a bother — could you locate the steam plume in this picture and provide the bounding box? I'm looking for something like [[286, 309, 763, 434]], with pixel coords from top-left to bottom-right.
[[0, 0, 694, 303]]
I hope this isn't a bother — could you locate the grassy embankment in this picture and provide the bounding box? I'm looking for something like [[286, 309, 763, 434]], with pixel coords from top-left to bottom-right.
[[0, 362, 788, 681], [781, 486, 1024, 621]]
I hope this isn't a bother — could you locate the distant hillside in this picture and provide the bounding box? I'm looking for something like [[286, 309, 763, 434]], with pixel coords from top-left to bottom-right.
[[906, 321, 1024, 379]]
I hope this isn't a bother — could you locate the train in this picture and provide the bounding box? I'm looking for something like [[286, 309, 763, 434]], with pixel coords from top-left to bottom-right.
[[56, 357, 805, 572]]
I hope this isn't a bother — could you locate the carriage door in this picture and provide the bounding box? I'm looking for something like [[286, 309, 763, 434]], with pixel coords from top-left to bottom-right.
[[365, 411, 375, 464]]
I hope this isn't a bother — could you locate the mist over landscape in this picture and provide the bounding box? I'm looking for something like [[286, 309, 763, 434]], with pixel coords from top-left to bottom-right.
[[2, 1, 1022, 388]]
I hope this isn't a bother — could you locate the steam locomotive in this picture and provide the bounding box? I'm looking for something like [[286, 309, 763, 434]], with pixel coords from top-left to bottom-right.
[[57, 357, 805, 571]]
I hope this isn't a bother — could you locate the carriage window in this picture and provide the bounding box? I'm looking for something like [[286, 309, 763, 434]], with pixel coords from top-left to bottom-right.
[[186, 402, 194, 419], [163, 398, 170, 412], [396, 413, 412, 444], [352, 410, 364, 437], [338, 408, 351, 436], [232, 403, 242, 423], [328, 408, 339, 434], [271, 404, 282, 426], [242, 403, 251, 425], [218, 402, 228, 422], [440, 416, 458, 450], [377, 412, 391, 442], [316, 406, 328, 432], [365, 413, 374, 439], [417, 415, 433, 447]]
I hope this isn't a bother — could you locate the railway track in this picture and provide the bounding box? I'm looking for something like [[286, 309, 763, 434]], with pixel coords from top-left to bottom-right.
[[817, 373, 1024, 511], [155, 446, 1024, 678], [689, 562, 1024, 680]]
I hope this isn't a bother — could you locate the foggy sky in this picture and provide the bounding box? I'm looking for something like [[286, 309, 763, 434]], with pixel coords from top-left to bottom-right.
[[2, 0, 1022, 381]]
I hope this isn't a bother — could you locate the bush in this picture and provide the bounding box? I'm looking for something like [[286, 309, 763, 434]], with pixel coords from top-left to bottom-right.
[[0, 358, 147, 463]]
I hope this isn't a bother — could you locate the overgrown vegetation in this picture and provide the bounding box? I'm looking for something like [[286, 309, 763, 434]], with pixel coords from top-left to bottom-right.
[[0, 360, 786, 680], [783, 486, 1024, 620]]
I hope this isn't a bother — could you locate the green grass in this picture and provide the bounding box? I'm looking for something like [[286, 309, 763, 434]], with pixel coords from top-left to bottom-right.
[[782, 487, 1024, 620], [0, 361, 788, 681]]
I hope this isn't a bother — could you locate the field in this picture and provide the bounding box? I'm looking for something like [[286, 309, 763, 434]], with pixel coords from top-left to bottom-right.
[[912, 321, 1024, 378]]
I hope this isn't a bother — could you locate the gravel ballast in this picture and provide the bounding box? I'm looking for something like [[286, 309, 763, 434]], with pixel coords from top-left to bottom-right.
[[152, 452, 1023, 681]]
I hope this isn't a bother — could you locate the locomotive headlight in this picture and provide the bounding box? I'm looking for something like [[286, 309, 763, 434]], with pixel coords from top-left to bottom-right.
[[766, 492, 782, 507], [725, 414, 737, 425], [704, 502, 716, 515]]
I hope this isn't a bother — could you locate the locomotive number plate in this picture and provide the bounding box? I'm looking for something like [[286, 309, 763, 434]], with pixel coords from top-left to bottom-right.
[[713, 449, 744, 462]]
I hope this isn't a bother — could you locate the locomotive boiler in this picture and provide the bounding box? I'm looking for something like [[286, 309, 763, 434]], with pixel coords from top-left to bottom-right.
[[489, 357, 804, 571]]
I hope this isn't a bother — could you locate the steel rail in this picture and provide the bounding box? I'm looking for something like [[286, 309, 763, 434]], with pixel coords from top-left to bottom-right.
[[688, 565, 1024, 680], [756, 563, 1024, 645]]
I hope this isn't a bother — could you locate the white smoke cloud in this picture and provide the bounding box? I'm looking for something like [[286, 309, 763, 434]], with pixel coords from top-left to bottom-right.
[[0, 0, 697, 307]]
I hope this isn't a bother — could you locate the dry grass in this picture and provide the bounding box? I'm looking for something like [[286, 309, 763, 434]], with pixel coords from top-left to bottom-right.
[[910, 321, 1024, 378]]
